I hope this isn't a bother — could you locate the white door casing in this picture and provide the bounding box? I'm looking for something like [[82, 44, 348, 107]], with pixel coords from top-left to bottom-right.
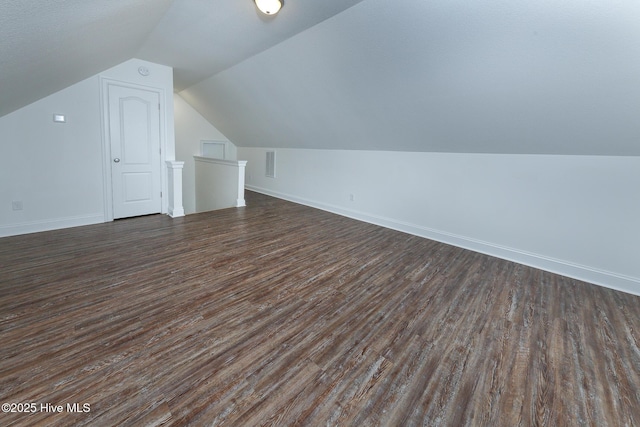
[[105, 83, 162, 219]]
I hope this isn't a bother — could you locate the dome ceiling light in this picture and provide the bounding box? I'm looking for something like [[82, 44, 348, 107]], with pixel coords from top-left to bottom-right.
[[254, 0, 283, 15]]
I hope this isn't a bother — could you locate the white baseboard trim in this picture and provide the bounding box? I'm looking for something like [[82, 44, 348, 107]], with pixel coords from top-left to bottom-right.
[[168, 207, 185, 218], [246, 185, 640, 297], [0, 214, 105, 238]]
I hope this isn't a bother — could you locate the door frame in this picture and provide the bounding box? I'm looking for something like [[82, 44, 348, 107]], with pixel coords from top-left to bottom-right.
[[100, 78, 167, 222]]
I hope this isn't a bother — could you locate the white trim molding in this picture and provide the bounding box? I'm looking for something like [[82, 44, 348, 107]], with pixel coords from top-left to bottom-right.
[[166, 160, 185, 218], [246, 184, 640, 297], [100, 78, 168, 221], [0, 214, 104, 238]]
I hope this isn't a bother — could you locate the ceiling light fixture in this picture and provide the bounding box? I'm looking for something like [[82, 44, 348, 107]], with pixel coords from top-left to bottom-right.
[[254, 0, 282, 15]]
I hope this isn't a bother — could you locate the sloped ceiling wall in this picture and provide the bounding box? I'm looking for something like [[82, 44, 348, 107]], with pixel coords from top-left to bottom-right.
[[0, 0, 173, 117], [2, 0, 640, 155], [180, 0, 640, 155], [137, 0, 366, 91], [0, 0, 364, 118]]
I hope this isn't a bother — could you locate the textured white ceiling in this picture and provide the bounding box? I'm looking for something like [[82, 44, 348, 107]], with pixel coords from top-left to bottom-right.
[[181, 0, 640, 154], [0, 0, 173, 117], [2, 0, 640, 154], [0, 0, 364, 116], [136, 0, 366, 91]]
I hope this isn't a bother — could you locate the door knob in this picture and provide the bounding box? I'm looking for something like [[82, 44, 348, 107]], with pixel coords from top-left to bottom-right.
[[113, 158, 120, 163]]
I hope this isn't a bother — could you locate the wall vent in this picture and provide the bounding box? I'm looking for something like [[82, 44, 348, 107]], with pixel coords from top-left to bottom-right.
[[266, 151, 276, 178]]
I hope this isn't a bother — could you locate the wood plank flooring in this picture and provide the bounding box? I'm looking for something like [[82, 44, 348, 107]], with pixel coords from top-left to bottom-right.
[[1, 191, 640, 426]]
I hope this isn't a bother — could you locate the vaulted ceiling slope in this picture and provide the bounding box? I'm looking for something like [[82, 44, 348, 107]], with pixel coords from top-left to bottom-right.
[[0, 0, 173, 117], [137, 0, 366, 91], [180, 0, 640, 155], [0, 0, 365, 117], [3, 0, 640, 155]]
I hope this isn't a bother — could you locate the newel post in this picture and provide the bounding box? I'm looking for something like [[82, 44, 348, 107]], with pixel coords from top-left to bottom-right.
[[166, 160, 185, 218], [237, 160, 247, 207]]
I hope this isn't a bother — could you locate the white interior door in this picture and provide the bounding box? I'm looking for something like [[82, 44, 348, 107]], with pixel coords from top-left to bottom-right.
[[108, 84, 162, 219]]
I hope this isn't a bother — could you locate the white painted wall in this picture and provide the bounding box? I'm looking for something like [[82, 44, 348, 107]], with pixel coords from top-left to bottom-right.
[[0, 76, 104, 236], [240, 147, 640, 295], [174, 94, 236, 214], [0, 59, 175, 237], [194, 157, 246, 212]]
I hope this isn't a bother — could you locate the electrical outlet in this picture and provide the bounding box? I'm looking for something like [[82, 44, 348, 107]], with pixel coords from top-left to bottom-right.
[[12, 200, 23, 211], [349, 194, 355, 202]]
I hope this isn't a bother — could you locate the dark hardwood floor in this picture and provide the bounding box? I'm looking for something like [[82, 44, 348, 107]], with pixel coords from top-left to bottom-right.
[[1, 191, 639, 426]]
